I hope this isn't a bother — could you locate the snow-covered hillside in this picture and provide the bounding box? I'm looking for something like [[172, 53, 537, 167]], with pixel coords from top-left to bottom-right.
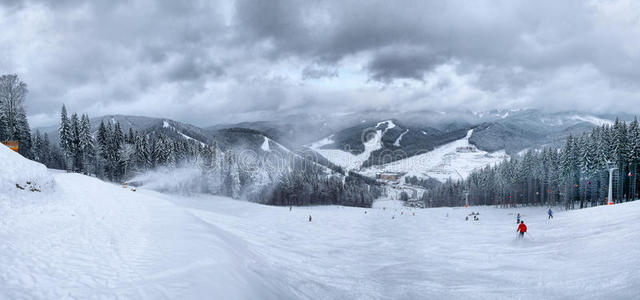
[[1, 145, 638, 299], [361, 129, 508, 182], [311, 120, 394, 171]]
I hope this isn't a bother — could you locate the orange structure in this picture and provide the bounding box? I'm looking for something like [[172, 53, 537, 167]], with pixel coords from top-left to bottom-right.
[[1, 141, 19, 152]]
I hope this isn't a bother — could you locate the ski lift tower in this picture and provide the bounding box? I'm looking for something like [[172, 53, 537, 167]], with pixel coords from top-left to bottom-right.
[[453, 168, 469, 208], [607, 161, 618, 205], [464, 189, 469, 208]]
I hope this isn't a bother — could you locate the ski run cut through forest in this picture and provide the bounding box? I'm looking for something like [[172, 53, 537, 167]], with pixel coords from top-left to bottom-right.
[[1, 144, 639, 299]]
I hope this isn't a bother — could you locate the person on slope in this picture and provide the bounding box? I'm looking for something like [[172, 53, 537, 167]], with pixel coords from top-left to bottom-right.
[[517, 221, 527, 238], [517, 213, 521, 224], [548, 208, 553, 219]]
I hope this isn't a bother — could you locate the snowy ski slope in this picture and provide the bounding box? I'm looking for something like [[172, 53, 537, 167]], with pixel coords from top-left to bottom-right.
[[361, 129, 508, 181], [311, 128, 507, 182], [311, 121, 392, 172], [1, 145, 639, 299]]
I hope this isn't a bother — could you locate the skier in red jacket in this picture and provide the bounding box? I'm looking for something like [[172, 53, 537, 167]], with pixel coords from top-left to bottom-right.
[[517, 221, 527, 238]]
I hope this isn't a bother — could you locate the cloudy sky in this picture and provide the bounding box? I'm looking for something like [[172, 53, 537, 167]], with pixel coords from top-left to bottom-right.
[[2, 0, 640, 127]]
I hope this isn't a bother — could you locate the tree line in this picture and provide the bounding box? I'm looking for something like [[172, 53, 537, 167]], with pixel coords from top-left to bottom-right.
[[56, 105, 383, 207], [427, 118, 640, 209]]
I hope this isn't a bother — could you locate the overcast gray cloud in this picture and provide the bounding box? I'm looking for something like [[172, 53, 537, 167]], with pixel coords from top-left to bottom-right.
[[1, 0, 640, 127]]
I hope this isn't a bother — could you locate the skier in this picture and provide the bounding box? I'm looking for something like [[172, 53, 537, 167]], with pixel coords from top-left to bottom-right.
[[308, 215, 312, 222], [290, 206, 292, 211], [548, 208, 553, 219], [517, 221, 527, 238], [517, 213, 521, 224], [465, 216, 469, 221]]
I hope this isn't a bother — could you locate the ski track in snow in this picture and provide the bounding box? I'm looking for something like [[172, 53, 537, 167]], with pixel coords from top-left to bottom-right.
[[170, 196, 640, 300], [0, 174, 290, 299], [393, 129, 409, 147], [1, 148, 639, 299]]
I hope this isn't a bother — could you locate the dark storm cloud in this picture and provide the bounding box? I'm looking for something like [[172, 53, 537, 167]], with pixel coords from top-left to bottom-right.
[[2, 0, 640, 127], [301, 64, 338, 80], [366, 46, 447, 82]]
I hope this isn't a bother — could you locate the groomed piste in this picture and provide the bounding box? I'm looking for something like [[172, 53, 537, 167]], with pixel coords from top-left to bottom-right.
[[1, 145, 638, 299]]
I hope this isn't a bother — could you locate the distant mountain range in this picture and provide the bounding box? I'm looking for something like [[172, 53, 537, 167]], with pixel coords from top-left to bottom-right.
[[36, 109, 630, 181]]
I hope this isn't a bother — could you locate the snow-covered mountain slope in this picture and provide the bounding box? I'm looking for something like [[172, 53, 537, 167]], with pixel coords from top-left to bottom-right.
[[310, 120, 392, 171], [162, 120, 208, 146], [568, 114, 614, 126], [39, 114, 213, 147], [360, 129, 508, 182], [1, 147, 638, 299], [469, 110, 618, 153]]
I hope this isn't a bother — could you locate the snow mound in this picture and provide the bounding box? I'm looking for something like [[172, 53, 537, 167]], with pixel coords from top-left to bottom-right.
[[0, 145, 54, 196]]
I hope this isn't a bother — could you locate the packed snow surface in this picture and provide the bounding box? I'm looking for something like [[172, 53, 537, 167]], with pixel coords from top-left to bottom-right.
[[361, 129, 508, 181], [1, 148, 639, 299]]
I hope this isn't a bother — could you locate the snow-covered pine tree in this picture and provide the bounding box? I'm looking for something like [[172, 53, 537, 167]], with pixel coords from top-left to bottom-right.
[[40, 132, 52, 167], [127, 127, 135, 144], [111, 122, 124, 180], [95, 120, 109, 178], [612, 118, 629, 202], [133, 132, 145, 171], [227, 152, 241, 199], [16, 107, 32, 158], [628, 117, 640, 200], [32, 130, 42, 162], [70, 113, 82, 172], [79, 114, 95, 175], [59, 104, 73, 171]]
